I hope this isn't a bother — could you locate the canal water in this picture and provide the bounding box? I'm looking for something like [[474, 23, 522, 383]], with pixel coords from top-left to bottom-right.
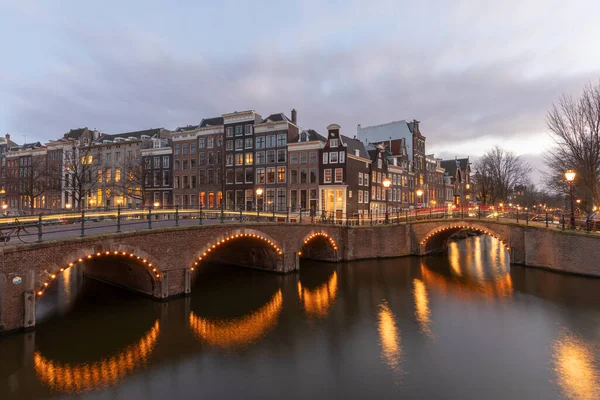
[[1, 235, 599, 399]]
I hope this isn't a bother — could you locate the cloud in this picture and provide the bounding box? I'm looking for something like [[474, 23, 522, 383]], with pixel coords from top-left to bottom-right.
[[1, 0, 599, 163]]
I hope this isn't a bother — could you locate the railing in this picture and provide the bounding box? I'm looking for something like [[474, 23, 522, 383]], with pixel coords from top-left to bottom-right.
[[0, 205, 597, 245]]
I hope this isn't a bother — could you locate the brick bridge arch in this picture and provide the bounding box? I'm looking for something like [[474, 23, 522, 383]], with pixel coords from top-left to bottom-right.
[[35, 244, 161, 300], [298, 231, 340, 262], [411, 220, 512, 256]]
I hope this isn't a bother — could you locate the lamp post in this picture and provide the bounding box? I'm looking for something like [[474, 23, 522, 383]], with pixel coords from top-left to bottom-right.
[[256, 188, 263, 217], [565, 170, 576, 229], [2, 203, 7, 216], [383, 178, 391, 224], [416, 189, 423, 208]]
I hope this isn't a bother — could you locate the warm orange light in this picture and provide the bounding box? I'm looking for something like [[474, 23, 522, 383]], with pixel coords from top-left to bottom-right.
[[565, 170, 576, 182]]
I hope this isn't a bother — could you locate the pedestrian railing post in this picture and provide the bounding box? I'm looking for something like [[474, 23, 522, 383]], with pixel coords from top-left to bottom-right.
[[220, 204, 224, 224], [478, 207, 481, 219], [562, 214, 565, 230], [299, 209, 303, 224], [272, 206, 275, 222], [117, 205, 121, 233], [80, 210, 85, 237], [545, 211, 549, 228], [37, 214, 43, 243], [429, 207, 432, 219], [199, 203, 203, 225], [526, 212, 528, 226], [239, 207, 243, 223], [148, 206, 152, 229], [516, 209, 519, 223], [461, 205, 464, 219], [287, 207, 290, 223], [175, 205, 180, 227]]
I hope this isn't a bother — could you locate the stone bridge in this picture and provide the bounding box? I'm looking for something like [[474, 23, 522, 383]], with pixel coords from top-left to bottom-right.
[[1, 219, 599, 333]]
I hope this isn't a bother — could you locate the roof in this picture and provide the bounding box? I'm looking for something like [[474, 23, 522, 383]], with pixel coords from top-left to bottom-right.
[[200, 116, 224, 127], [175, 125, 199, 132], [440, 158, 469, 177], [64, 128, 87, 139], [341, 135, 369, 159], [21, 142, 42, 150], [262, 113, 292, 124], [299, 129, 326, 142], [101, 128, 162, 140]]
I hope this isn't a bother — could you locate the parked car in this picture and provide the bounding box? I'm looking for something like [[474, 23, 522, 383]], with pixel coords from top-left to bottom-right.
[[530, 214, 559, 224]]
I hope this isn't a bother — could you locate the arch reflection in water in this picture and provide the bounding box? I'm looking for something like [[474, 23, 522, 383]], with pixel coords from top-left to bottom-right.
[[189, 290, 283, 349], [422, 236, 513, 301], [33, 320, 160, 394], [412, 279, 434, 339], [297, 271, 338, 318], [377, 302, 403, 381], [552, 329, 600, 399]]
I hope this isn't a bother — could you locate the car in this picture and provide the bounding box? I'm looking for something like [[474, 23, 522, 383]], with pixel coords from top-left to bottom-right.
[[529, 214, 559, 224]]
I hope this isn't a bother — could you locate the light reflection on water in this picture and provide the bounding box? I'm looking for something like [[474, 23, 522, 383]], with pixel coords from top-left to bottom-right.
[[33, 321, 160, 394], [552, 329, 600, 399], [377, 301, 403, 382], [188, 289, 283, 349], [1, 236, 600, 399], [297, 270, 338, 318]]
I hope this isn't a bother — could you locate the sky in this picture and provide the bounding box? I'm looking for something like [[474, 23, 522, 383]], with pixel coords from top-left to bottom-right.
[[1, 0, 600, 182]]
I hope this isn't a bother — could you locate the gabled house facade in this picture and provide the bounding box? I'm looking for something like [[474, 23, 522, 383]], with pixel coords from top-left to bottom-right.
[[440, 157, 472, 206], [319, 124, 371, 219]]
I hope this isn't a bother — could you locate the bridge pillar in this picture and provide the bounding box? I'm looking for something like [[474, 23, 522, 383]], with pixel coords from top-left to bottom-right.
[[184, 269, 191, 295], [23, 290, 36, 330], [278, 252, 299, 273]]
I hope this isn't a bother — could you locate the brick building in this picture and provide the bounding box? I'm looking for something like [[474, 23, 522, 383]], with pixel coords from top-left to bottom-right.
[[253, 111, 299, 212], [141, 137, 173, 207], [223, 110, 262, 210], [287, 128, 325, 213], [440, 157, 472, 206], [319, 124, 371, 219]]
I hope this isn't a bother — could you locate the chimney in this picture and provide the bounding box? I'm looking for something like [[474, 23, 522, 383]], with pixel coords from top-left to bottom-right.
[[5, 133, 10, 141], [291, 109, 297, 124]]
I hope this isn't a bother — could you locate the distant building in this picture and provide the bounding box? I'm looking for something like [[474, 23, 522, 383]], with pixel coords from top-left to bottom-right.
[[440, 157, 472, 206]]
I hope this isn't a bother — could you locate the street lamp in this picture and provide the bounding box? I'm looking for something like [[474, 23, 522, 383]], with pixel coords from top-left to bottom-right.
[[382, 178, 391, 224], [65, 203, 72, 210], [153, 201, 160, 208], [565, 170, 576, 229], [416, 189, 423, 208], [256, 188, 263, 215]]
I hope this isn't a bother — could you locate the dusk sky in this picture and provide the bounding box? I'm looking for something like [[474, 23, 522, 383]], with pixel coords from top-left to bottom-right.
[[2, 0, 600, 181]]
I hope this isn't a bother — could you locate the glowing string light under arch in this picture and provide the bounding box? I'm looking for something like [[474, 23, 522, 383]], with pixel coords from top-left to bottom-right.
[[419, 225, 510, 251], [189, 233, 283, 271], [36, 250, 158, 297], [299, 232, 338, 256]]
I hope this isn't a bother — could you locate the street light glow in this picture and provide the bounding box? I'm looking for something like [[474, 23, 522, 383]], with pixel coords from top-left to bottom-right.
[[382, 178, 391, 188], [416, 189, 423, 197], [256, 188, 263, 196], [565, 170, 576, 182], [153, 202, 160, 207]]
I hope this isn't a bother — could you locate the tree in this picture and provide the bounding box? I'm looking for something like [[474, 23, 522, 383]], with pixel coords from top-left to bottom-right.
[[472, 146, 532, 205], [118, 152, 147, 207], [18, 154, 48, 213], [544, 80, 600, 213], [63, 142, 101, 210]]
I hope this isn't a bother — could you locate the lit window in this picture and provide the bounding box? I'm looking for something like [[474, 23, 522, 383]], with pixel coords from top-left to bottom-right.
[[324, 169, 332, 183], [335, 168, 343, 183]]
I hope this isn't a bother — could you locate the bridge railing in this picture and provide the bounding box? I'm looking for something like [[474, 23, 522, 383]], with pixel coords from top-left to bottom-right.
[[0, 205, 596, 245]]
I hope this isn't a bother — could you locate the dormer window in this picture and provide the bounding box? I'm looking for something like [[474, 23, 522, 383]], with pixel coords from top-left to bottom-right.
[[354, 149, 360, 157], [300, 132, 307, 142], [330, 138, 338, 147]]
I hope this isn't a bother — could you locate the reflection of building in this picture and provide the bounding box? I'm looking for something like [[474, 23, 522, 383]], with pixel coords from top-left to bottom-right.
[[319, 124, 371, 219], [287, 128, 325, 212], [440, 157, 472, 205]]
